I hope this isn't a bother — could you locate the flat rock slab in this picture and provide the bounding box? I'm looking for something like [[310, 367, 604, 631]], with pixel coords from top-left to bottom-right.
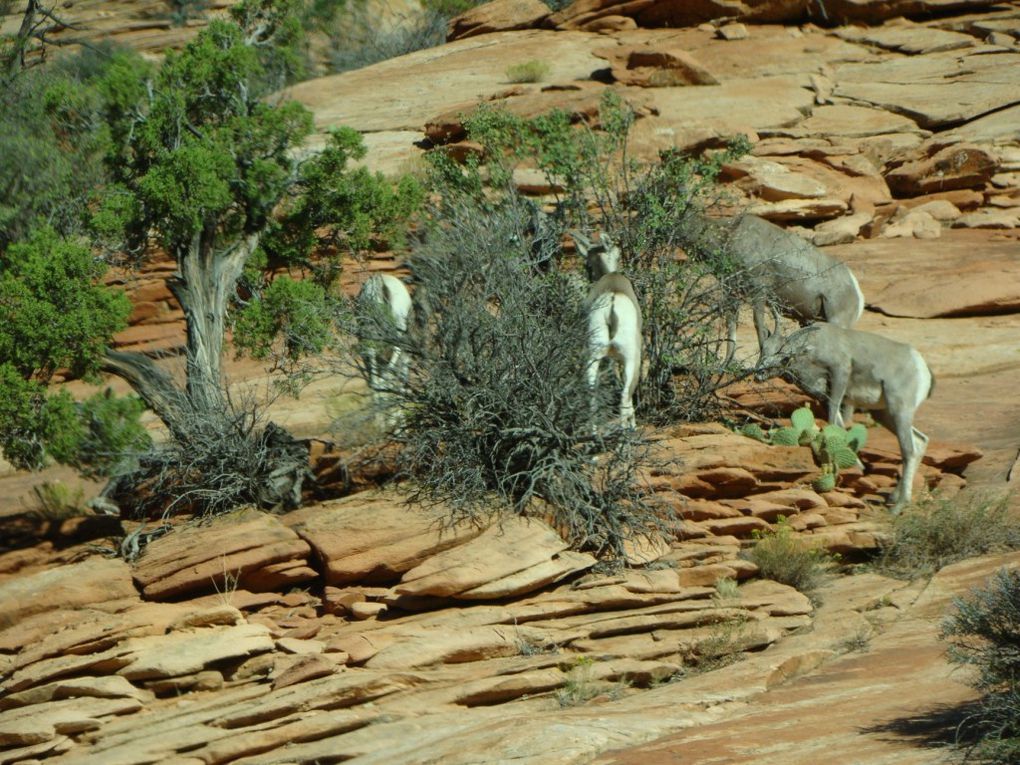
[[285, 492, 483, 585], [0, 557, 138, 631], [835, 22, 976, 54], [829, 230, 1020, 318], [131, 509, 313, 600], [394, 517, 574, 598], [834, 49, 1020, 129], [117, 623, 275, 681], [595, 552, 1020, 765]]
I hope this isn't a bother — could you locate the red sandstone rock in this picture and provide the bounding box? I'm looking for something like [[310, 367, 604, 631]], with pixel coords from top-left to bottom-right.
[[448, 0, 550, 40]]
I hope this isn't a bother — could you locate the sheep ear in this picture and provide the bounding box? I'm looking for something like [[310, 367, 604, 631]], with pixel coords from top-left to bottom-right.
[[570, 230, 590, 257]]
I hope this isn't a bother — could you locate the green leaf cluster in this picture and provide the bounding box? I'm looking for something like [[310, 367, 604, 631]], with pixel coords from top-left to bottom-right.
[[233, 276, 335, 362], [0, 228, 135, 470], [740, 406, 867, 492]]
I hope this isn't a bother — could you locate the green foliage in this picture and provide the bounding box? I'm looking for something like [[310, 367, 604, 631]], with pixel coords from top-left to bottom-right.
[[0, 229, 131, 470], [0, 43, 126, 250], [234, 276, 335, 363], [942, 567, 1020, 763], [29, 481, 88, 522], [259, 127, 424, 281], [747, 516, 832, 596], [421, 0, 482, 14], [740, 406, 866, 493], [74, 390, 152, 479], [430, 92, 754, 425], [100, 16, 316, 254], [0, 368, 83, 470], [876, 493, 1020, 580], [505, 59, 551, 84], [0, 228, 130, 382]]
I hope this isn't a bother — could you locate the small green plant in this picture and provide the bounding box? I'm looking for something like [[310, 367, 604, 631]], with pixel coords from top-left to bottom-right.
[[942, 566, 1020, 764], [875, 492, 1020, 580], [505, 59, 551, 84], [714, 577, 740, 603], [741, 406, 866, 492], [836, 628, 872, 654], [684, 614, 749, 673], [556, 656, 601, 707], [746, 516, 833, 596], [28, 481, 87, 521]]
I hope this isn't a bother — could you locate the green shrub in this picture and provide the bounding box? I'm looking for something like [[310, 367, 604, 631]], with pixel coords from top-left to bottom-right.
[[505, 59, 551, 84], [29, 481, 87, 522], [942, 567, 1020, 764], [746, 516, 833, 596], [74, 390, 152, 479], [876, 493, 1020, 580]]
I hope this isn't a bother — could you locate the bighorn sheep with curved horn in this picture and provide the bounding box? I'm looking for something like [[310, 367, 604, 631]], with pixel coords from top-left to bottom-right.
[[683, 212, 865, 362], [758, 315, 934, 512], [356, 274, 412, 421], [575, 232, 643, 429]]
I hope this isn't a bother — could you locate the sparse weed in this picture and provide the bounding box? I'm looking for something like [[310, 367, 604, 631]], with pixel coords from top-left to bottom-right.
[[746, 516, 833, 598], [555, 656, 630, 706], [836, 628, 872, 654], [875, 492, 1020, 580], [505, 60, 551, 84], [714, 577, 740, 603], [942, 566, 1020, 764]]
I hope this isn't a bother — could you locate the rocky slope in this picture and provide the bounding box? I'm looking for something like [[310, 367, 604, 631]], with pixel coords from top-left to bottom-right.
[[2, 0, 1020, 763]]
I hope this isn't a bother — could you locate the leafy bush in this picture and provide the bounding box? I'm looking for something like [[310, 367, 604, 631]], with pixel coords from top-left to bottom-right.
[[0, 228, 132, 470], [746, 516, 832, 595], [506, 59, 551, 83], [876, 493, 1020, 580], [942, 567, 1020, 764], [74, 390, 152, 479]]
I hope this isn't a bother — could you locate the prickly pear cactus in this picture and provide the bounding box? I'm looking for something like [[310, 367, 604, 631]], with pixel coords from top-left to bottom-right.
[[813, 471, 837, 493], [790, 407, 816, 437], [741, 423, 767, 442], [847, 422, 868, 451], [740, 405, 869, 493], [770, 426, 800, 446]]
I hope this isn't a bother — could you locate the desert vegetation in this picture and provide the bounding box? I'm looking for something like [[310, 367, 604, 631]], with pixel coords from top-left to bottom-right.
[[942, 566, 1020, 764]]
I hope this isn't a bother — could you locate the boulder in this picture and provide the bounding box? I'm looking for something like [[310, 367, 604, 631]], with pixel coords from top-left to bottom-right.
[[886, 144, 998, 197], [448, 0, 550, 41], [593, 44, 718, 87]]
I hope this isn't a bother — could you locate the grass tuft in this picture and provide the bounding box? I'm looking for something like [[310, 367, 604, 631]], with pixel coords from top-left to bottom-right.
[[875, 492, 1020, 580], [745, 516, 833, 597], [505, 60, 551, 84]]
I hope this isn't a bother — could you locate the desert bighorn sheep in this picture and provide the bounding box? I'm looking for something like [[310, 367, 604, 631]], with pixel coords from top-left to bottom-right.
[[575, 232, 643, 429], [759, 319, 934, 511], [683, 212, 865, 361], [356, 274, 412, 418]]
